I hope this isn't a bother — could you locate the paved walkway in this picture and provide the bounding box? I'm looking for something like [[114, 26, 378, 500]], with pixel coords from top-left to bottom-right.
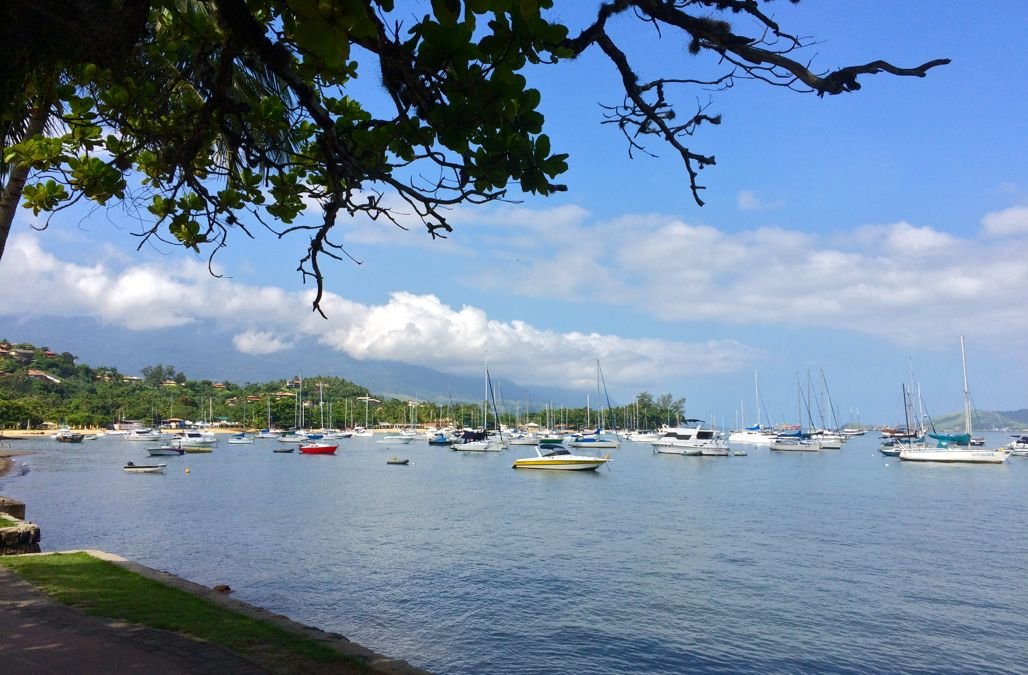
[[0, 565, 267, 674]]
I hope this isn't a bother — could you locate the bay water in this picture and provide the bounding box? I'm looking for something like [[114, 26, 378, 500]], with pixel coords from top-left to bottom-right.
[[3, 432, 1026, 674]]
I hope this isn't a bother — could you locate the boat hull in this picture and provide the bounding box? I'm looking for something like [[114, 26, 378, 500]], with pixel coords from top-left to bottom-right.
[[512, 458, 609, 471], [899, 448, 1008, 464], [123, 463, 167, 474], [299, 444, 337, 455]]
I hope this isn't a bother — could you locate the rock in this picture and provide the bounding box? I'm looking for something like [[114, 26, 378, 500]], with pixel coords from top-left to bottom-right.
[[212, 584, 232, 594]]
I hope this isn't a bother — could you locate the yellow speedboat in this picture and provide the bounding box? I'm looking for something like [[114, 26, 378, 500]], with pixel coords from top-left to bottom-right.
[[512, 443, 610, 471]]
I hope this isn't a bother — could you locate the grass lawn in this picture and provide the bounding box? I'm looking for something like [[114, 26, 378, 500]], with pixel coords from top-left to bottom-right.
[[0, 552, 372, 673]]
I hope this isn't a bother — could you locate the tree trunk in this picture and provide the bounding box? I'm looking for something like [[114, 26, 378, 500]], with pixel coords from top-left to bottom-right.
[[0, 101, 50, 263]]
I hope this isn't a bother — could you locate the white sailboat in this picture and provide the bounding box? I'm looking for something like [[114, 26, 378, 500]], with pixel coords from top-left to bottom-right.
[[899, 336, 1008, 464], [728, 370, 775, 445]]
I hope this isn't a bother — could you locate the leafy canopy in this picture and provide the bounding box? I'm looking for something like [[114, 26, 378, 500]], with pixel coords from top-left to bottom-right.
[[0, 0, 948, 314]]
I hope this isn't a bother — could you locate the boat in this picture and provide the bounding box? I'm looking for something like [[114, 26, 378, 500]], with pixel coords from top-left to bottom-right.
[[124, 427, 170, 442], [123, 462, 167, 474], [298, 442, 337, 455], [54, 430, 86, 443], [355, 396, 381, 437], [624, 430, 661, 443], [450, 429, 500, 452], [769, 435, 821, 452], [226, 433, 255, 445], [1008, 436, 1028, 456], [428, 431, 455, 446], [182, 446, 213, 454], [651, 421, 727, 455], [512, 442, 611, 471], [146, 445, 184, 456], [728, 371, 776, 445], [900, 337, 1009, 465], [272, 447, 295, 453], [769, 378, 823, 452], [568, 431, 620, 449], [378, 434, 414, 444], [387, 457, 410, 465]]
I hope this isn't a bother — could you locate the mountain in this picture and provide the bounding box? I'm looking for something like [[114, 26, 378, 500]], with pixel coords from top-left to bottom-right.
[[929, 409, 1028, 432], [1, 317, 582, 407]]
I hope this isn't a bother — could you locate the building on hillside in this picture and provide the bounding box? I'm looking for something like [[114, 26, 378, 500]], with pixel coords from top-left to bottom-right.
[[26, 369, 61, 384]]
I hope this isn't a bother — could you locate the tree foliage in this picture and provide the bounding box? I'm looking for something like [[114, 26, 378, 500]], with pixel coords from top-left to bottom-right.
[[1, 0, 948, 314]]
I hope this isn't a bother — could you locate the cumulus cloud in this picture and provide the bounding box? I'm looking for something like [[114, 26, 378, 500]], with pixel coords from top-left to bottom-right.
[[232, 331, 292, 355], [982, 205, 1028, 238], [0, 233, 759, 392], [468, 207, 1028, 347]]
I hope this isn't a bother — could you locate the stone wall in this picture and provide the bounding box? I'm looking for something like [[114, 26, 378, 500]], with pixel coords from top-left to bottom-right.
[[0, 497, 41, 555]]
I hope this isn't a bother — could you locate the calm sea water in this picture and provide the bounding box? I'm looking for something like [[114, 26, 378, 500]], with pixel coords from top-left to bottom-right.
[[3, 432, 1027, 674]]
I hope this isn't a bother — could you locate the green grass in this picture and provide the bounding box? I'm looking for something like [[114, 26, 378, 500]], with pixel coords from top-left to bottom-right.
[[0, 552, 370, 672], [0, 515, 19, 527]]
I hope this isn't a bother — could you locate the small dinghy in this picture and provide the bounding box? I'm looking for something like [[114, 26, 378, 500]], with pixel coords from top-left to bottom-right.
[[272, 447, 295, 453], [386, 457, 410, 465], [123, 462, 167, 474]]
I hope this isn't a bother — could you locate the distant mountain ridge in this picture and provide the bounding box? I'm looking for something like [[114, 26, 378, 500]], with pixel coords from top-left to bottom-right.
[[2, 317, 583, 408], [929, 409, 1028, 432]]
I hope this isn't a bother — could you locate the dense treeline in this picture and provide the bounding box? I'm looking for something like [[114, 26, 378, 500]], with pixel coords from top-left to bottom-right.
[[0, 340, 687, 431]]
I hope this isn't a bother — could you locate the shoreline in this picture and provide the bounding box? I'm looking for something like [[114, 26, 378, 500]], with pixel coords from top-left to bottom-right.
[[2, 550, 429, 674]]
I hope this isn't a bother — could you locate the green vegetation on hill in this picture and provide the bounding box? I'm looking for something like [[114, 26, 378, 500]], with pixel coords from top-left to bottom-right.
[[0, 340, 687, 432]]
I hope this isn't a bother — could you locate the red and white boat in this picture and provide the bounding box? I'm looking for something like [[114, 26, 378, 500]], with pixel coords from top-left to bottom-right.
[[299, 442, 337, 455]]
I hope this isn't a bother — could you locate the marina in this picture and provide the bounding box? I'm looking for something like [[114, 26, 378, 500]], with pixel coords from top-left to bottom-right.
[[2, 430, 1026, 674]]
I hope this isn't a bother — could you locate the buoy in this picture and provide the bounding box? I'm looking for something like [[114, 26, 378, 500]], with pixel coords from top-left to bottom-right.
[[185, 468, 191, 474]]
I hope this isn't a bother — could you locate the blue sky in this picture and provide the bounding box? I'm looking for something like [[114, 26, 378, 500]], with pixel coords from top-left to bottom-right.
[[2, 1, 1026, 425]]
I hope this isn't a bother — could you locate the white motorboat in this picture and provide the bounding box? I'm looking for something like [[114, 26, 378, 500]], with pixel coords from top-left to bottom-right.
[[651, 421, 726, 455], [175, 430, 218, 445], [378, 434, 414, 444], [727, 427, 775, 445], [512, 443, 611, 471], [123, 427, 170, 442], [226, 433, 255, 445], [123, 462, 167, 474]]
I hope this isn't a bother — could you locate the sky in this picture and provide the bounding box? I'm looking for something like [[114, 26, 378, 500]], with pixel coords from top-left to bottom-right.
[[2, 1, 1027, 426]]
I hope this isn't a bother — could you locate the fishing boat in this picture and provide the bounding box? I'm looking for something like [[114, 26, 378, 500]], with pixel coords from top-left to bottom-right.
[[123, 462, 166, 474], [54, 430, 86, 443], [512, 442, 611, 471], [298, 442, 337, 455], [146, 445, 184, 456], [387, 457, 410, 465], [900, 337, 1009, 464]]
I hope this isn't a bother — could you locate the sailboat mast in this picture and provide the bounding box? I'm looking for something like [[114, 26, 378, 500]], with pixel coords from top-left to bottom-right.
[[960, 335, 972, 436]]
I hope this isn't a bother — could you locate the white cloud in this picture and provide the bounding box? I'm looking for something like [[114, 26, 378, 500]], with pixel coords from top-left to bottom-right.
[[737, 190, 785, 211], [232, 331, 292, 355], [982, 205, 1028, 238], [467, 207, 1028, 347], [0, 233, 760, 392]]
